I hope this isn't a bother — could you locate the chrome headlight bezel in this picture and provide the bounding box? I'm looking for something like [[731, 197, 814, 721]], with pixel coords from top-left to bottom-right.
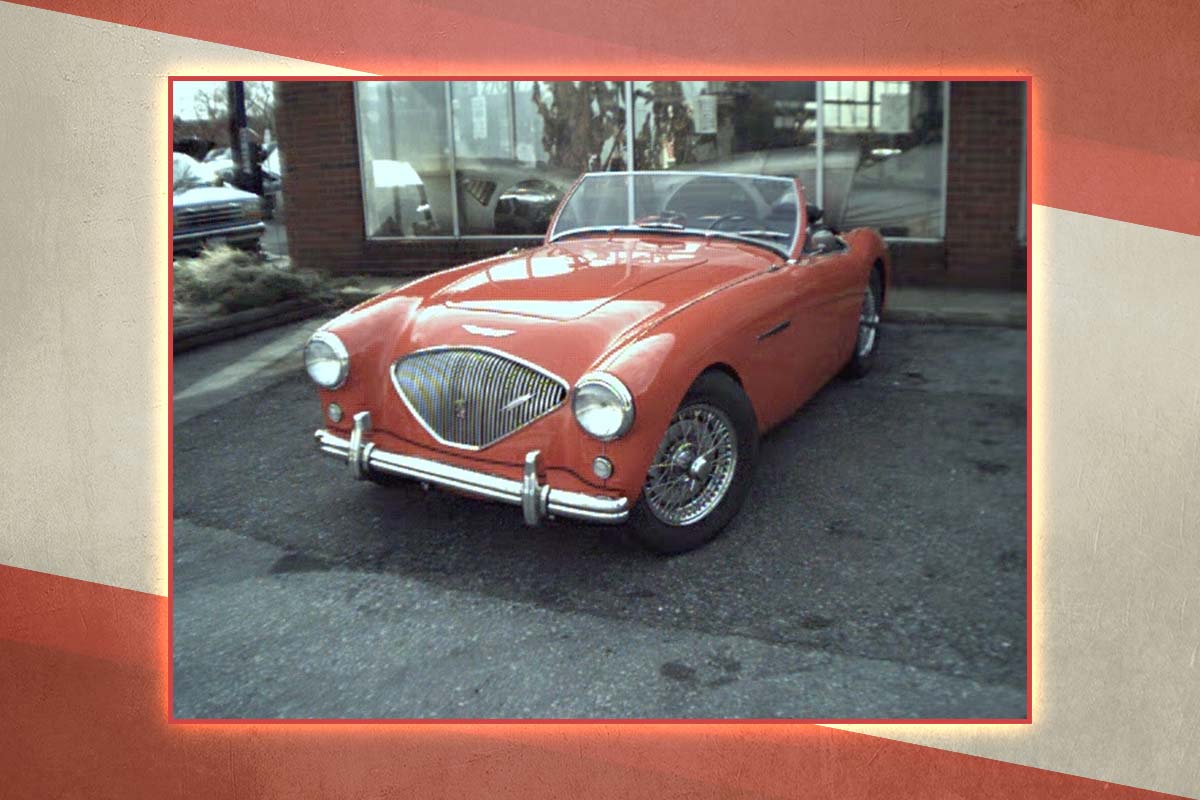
[[304, 330, 350, 389], [572, 372, 635, 441]]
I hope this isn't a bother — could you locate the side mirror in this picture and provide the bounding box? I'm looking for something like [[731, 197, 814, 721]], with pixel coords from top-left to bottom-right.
[[806, 203, 823, 224], [810, 228, 838, 254]]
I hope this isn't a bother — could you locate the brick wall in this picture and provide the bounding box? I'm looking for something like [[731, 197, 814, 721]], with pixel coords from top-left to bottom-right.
[[276, 81, 1027, 289], [944, 81, 1026, 289]]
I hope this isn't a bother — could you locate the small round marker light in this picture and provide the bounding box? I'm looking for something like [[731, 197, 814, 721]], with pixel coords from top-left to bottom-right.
[[328, 403, 344, 423], [592, 456, 614, 480]]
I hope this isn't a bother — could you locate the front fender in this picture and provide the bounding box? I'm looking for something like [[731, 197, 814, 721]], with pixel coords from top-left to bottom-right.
[[592, 275, 778, 504]]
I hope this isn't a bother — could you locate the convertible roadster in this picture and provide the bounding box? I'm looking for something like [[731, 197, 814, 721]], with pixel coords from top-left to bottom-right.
[[307, 171, 888, 553]]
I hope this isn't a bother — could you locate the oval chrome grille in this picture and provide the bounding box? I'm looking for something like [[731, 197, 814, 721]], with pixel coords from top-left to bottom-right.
[[391, 348, 568, 449]]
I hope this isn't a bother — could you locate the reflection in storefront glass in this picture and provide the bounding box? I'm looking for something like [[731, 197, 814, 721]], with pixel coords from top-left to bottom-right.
[[632, 81, 818, 197], [355, 82, 451, 237], [822, 81, 945, 238], [355, 80, 947, 241], [359, 81, 625, 238]]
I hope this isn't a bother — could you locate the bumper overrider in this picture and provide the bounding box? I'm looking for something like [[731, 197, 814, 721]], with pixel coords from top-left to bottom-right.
[[314, 411, 629, 525]]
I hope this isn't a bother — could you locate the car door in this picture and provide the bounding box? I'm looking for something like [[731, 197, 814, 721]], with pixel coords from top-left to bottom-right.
[[736, 253, 845, 428], [787, 237, 864, 394]]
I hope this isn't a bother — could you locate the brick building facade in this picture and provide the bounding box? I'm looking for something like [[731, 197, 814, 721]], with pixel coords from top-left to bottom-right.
[[275, 80, 1026, 289]]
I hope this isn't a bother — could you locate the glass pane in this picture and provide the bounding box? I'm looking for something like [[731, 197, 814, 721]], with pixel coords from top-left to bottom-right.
[[356, 81, 452, 237], [821, 80, 944, 238], [632, 81, 818, 202], [451, 80, 627, 236]]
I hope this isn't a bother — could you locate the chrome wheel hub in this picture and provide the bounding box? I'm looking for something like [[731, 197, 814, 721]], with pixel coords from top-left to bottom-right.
[[857, 285, 879, 358], [644, 404, 738, 527]]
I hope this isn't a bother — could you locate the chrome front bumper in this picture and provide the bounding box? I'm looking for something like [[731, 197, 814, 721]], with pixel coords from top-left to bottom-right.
[[173, 221, 266, 245], [314, 411, 629, 525]]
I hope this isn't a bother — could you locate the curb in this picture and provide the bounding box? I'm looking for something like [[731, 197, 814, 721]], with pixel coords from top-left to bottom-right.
[[174, 298, 332, 353], [885, 309, 1026, 329]]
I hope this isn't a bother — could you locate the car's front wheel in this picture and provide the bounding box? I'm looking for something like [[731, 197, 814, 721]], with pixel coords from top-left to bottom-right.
[[627, 371, 758, 555]]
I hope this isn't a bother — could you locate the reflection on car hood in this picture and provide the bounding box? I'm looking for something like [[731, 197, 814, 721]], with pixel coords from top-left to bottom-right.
[[431, 238, 716, 321], [365, 235, 778, 381], [173, 185, 259, 209]]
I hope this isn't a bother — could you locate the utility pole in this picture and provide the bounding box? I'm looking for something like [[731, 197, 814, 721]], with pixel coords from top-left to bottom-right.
[[226, 80, 263, 196]]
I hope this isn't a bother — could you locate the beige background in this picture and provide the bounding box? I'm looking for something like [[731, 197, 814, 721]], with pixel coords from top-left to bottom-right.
[[0, 3, 1197, 795], [0, 2, 356, 595]]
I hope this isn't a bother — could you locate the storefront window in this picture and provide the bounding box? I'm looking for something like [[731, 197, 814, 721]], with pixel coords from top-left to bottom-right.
[[355, 80, 947, 242], [355, 82, 452, 237], [631, 81, 818, 195], [821, 81, 945, 238], [359, 80, 625, 239]]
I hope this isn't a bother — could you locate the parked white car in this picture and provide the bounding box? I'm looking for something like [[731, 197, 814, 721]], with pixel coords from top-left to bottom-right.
[[172, 152, 264, 253]]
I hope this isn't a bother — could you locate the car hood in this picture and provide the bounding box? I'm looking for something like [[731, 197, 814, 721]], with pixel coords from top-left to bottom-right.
[[173, 185, 258, 209], [362, 236, 778, 381]]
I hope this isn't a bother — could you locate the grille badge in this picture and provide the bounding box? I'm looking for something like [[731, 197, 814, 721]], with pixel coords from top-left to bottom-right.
[[501, 393, 535, 413], [462, 324, 516, 338]]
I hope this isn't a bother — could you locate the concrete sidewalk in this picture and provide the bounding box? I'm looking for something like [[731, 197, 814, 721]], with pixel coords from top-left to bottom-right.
[[885, 287, 1026, 329]]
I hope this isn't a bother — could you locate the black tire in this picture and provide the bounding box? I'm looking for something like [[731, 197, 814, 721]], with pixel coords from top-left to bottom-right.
[[626, 371, 758, 555], [842, 268, 883, 379]]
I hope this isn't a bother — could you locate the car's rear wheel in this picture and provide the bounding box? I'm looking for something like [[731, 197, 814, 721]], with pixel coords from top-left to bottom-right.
[[842, 268, 882, 378], [627, 371, 757, 555]]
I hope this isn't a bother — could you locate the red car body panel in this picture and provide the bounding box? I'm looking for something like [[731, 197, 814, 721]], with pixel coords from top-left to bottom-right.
[[315, 183, 889, 508]]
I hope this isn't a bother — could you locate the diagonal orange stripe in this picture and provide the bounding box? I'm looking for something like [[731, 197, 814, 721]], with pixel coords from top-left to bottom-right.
[[0, 564, 1190, 799], [1036, 130, 1200, 238]]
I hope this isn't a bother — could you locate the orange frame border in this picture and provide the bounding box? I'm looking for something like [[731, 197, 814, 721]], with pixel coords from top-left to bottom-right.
[[167, 73, 1033, 726]]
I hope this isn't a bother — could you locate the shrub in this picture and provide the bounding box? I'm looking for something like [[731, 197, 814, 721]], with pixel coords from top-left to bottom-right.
[[173, 246, 329, 313]]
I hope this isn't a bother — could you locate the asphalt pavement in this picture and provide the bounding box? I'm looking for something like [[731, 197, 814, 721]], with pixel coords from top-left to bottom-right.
[[172, 321, 1027, 719]]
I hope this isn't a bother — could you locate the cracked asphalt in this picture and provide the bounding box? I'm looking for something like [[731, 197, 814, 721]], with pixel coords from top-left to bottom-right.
[[172, 321, 1027, 719]]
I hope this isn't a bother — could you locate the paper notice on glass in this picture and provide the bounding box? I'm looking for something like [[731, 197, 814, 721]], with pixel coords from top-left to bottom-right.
[[879, 93, 910, 133], [472, 95, 487, 139], [694, 94, 718, 135]]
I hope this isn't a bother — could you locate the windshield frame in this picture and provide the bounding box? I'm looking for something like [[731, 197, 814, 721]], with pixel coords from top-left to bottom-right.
[[546, 171, 805, 260]]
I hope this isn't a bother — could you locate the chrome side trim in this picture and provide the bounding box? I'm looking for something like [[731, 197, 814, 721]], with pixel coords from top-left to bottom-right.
[[314, 428, 629, 525], [756, 320, 791, 342]]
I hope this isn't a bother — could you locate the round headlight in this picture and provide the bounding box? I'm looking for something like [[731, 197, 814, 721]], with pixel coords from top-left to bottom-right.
[[572, 372, 634, 441], [304, 331, 349, 389]]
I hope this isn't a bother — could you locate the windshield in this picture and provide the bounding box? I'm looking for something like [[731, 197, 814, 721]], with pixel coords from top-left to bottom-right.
[[548, 172, 800, 256]]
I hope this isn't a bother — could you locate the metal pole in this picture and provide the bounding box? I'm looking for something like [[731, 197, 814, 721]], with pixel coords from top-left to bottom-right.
[[226, 81, 261, 196], [624, 81, 635, 223], [508, 82, 518, 161], [814, 81, 825, 210], [445, 82, 461, 237]]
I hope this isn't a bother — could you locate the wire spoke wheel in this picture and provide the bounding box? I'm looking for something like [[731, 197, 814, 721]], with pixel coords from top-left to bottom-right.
[[643, 403, 738, 526], [856, 283, 879, 358]]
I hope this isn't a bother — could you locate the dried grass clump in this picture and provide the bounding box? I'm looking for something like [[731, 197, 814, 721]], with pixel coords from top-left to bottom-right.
[[173, 246, 328, 313]]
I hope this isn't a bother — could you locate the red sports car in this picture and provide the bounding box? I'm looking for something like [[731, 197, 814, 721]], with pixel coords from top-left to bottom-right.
[[307, 171, 889, 553]]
